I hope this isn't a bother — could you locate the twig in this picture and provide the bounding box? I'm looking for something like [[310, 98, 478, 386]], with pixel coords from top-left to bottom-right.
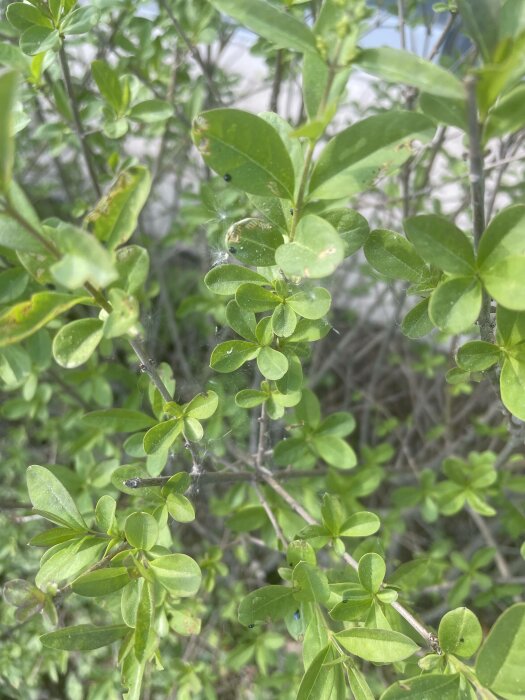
[[58, 45, 102, 198], [466, 76, 494, 354], [467, 508, 512, 581], [427, 11, 457, 62], [260, 470, 440, 650], [158, 0, 222, 105], [123, 468, 327, 489]]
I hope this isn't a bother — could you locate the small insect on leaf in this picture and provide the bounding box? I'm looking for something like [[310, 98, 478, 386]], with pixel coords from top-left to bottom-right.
[[223, 173, 232, 182]]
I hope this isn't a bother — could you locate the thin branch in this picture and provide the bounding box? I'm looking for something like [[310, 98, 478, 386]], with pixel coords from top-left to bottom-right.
[[427, 11, 457, 62], [260, 470, 441, 651], [58, 45, 102, 198], [158, 0, 222, 105], [124, 468, 327, 489]]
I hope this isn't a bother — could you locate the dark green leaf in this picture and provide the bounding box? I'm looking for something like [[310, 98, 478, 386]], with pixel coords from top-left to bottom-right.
[[238, 585, 296, 626], [309, 112, 434, 200], [210, 340, 259, 372], [402, 298, 434, 339], [405, 215, 475, 274], [72, 568, 130, 597], [208, 0, 317, 55], [355, 47, 465, 99], [40, 624, 128, 651], [364, 229, 427, 282], [226, 218, 284, 267], [475, 603, 525, 697], [205, 264, 268, 296], [192, 108, 295, 198], [0, 70, 18, 192]]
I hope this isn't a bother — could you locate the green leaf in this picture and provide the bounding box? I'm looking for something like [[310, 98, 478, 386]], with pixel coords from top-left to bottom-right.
[[72, 568, 130, 597], [292, 562, 330, 603], [208, 0, 317, 55], [48, 222, 117, 289], [226, 218, 284, 267], [313, 435, 356, 469], [297, 645, 343, 700], [204, 264, 268, 295], [82, 409, 156, 433], [287, 287, 331, 320], [255, 346, 286, 380], [402, 298, 434, 339], [87, 167, 151, 250], [358, 553, 386, 593], [184, 391, 219, 419], [166, 493, 195, 523], [476, 604, 525, 697], [380, 674, 462, 700], [40, 624, 128, 651], [497, 307, 525, 347], [340, 512, 380, 538], [480, 206, 525, 269], [405, 215, 475, 274], [26, 465, 87, 531], [485, 85, 525, 140], [335, 627, 419, 662], [419, 92, 468, 130], [308, 112, 435, 200], [91, 60, 123, 113], [236, 283, 279, 312], [323, 208, 370, 257], [500, 356, 525, 420], [210, 340, 259, 372], [347, 665, 375, 700], [60, 6, 98, 35], [0, 291, 87, 348], [271, 304, 297, 337], [134, 579, 154, 663], [456, 0, 500, 62], [276, 215, 344, 279], [364, 229, 427, 282], [235, 389, 268, 408], [456, 341, 500, 372], [52, 319, 104, 368], [115, 245, 149, 295], [36, 537, 105, 590], [429, 277, 482, 334], [0, 70, 17, 192], [20, 26, 60, 55], [6, 2, 52, 31], [192, 108, 295, 198], [481, 257, 525, 310], [438, 607, 482, 658], [149, 554, 202, 597], [95, 495, 116, 533], [183, 416, 203, 442], [355, 47, 465, 99], [238, 585, 296, 626], [129, 99, 173, 123], [125, 512, 158, 551], [0, 181, 47, 254], [317, 412, 356, 438]]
